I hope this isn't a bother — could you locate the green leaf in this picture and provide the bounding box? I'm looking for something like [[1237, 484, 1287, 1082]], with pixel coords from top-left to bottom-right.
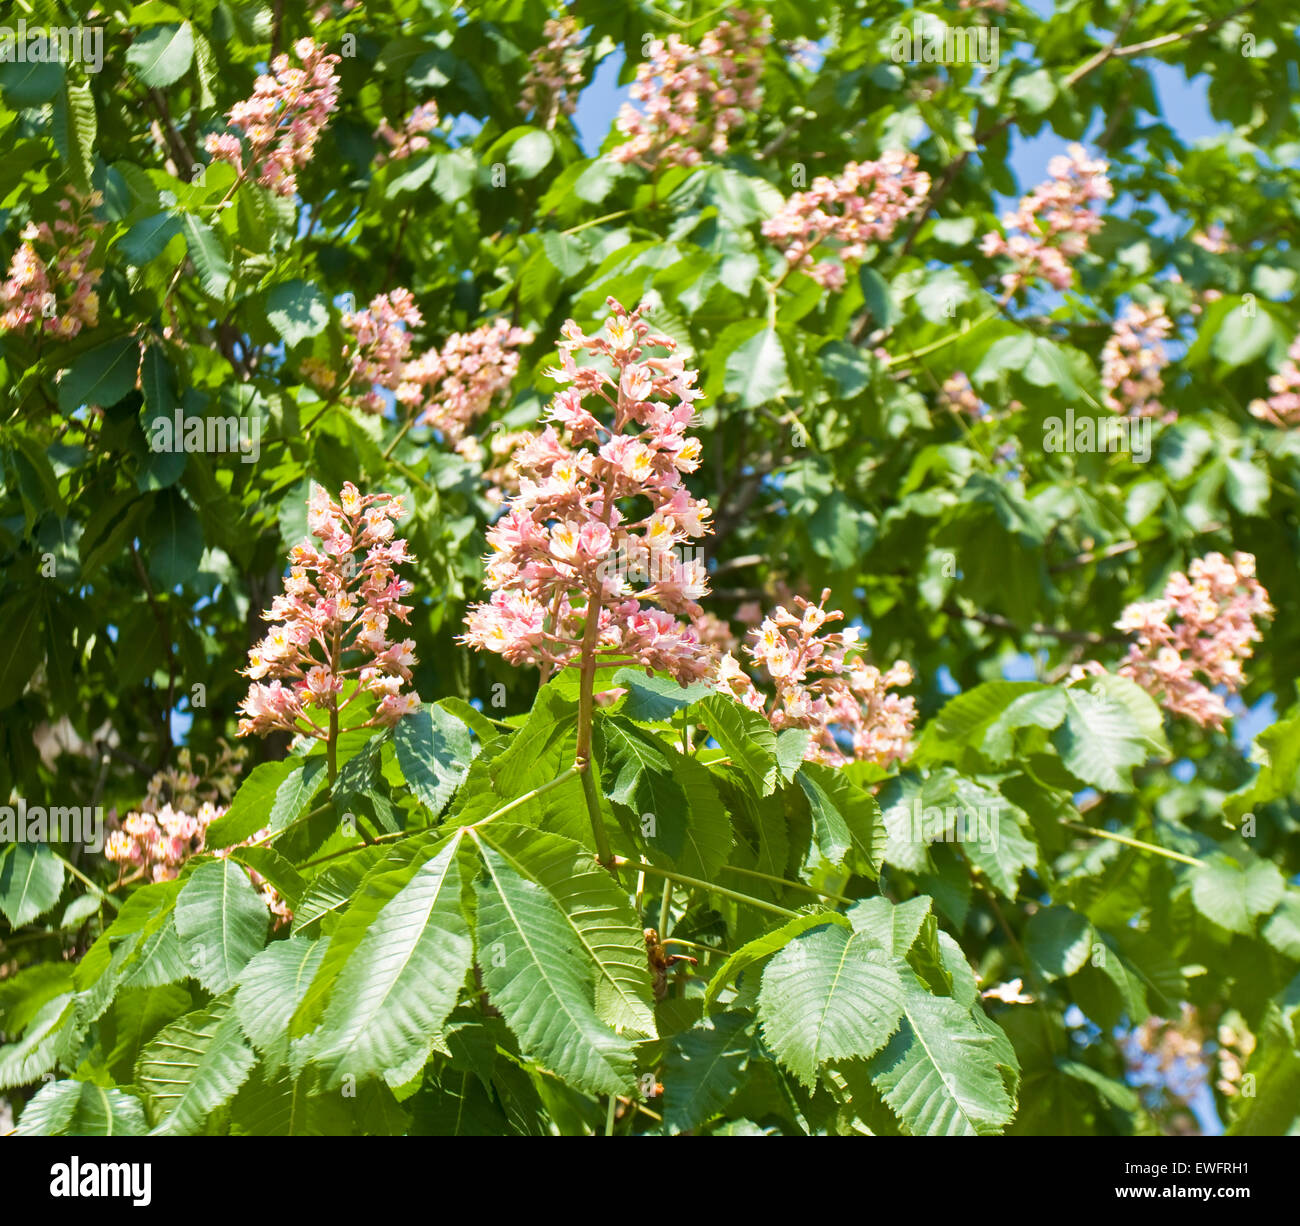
[[869, 978, 1016, 1136], [1053, 685, 1163, 793], [16, 1080, 148, 1136], [206, 759, 293, 849], [662, 1013, 753, 1134], [1025, 905, 1093, 980], [613, 669, 713, 722], [233, 936, 327, 1075], [126, 23, 195, 88], [723, 324, 790, 408], [53, 80, 97, 191], [0, 595, 42, 708], [597, 714, 688, 819], [266, 279, 329, 347], [0, 994, 79, 1090], [309, 838, 472, 1088], [57, 337, 140, 413], [267, 757, 327, 835], [135, 994, 256, 1134], [173, 859, 269, 993], [140, 490, 202, 589], [705, 911, 851, 1010], [179, 213, 231, 298], [507, 128, 555, 178], [119, 211, 182, 265], [0, 844, 64, 927], [759, 924, 906, 1087], [392, 702, 475, 816], [1190, 854, 1286, 935], [693, 692, 780, 796], [796, 761, 885, 874], [472, 834, 637, 1094], [476, 824, 656, 1039]]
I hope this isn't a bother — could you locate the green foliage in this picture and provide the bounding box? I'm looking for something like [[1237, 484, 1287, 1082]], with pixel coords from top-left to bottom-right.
[[2, 0, 1299, 1138]]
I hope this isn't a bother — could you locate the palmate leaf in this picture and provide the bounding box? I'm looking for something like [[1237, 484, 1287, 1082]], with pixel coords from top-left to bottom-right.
[[173, 858, 269, 994], [662, 1012, 754, 1134], [1189, 853, 1286, 936], [136, 994, 256, 1135], [392, 702, 476, 816], [471, 832, 637, 1095], [868, 975, 1017, 1137], [16, 1079, 148, 1136], [306, 837, 473, 1088], [758, 924, 907, 1087], [474, 823, 656, 1039]]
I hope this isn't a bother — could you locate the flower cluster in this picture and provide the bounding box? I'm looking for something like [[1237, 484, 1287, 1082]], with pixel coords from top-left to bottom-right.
[[715, 591, 917, 768], [374, 101, 440, 163], [979, 143, 1111, 296], [1, 189, 104, 339], [519, 16, 588, 130], [238, 483, 420, 737], [461, 299, 714, 682], [1101, 301, 1174, 419], [761, 153, 931, 291], [105, 803, 291, 926], [1115, 552, 1271, 729], [1191, 222, 1231, 254], [340, 288, 423, 414], [205, 39, 341, 197], [1248, 333, 1300, 427], [612, 10, 770, 169], [937, 371, 988, 419], [402, 318, 533, 442]]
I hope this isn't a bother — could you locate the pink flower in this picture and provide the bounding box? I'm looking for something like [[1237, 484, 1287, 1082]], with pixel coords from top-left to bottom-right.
[[612, 10, 770, 170], [1, 188, 104, 339], [937, 371, 987, 419], [762, 153, 931, 289], [1102, 301, 1174, 419], [980, 144, 1111, 297], [1249, 333, 1300, 428], [712, 587, 915, 764], [520, 16, 588, 130], [461, 299, 715, 682], [714, 590, 917, 767], [1114, 552, 1272, 728], [205, 39, 341, 197], [374, 101, 440, 164], [238, 483, 420, 738]]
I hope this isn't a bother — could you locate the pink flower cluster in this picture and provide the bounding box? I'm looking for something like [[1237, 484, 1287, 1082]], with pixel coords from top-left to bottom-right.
[[238, 483, 420, 738], [1248, 333, 1300, 428], [1101, 301, 1174, 419], [715, 591, 917, 768], [1115, 552, 1272, 729], [336, 290, 529, 433], [612, 10, 770, 169], [375, 101, 440, 164], [761, 153, 931, 291], [938, 371, 987, 419], [105, 802, 291, 925], [402, 318, 533, 442], [1, 189, 104, 339], [461, 299, 714, 682], [205, 39, 341, 197], [1191, 223, 1231, 254], [979, 143, 1112, 296], [519, 16, 588, 130], [340, 288, 423, 414]]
